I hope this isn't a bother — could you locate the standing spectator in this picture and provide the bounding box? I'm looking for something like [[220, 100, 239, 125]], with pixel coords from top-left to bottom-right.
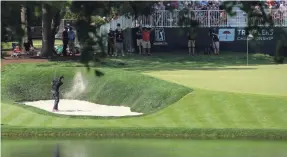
[[211, 29, 220, 55], [187, 33, 196, 55], [136, 25, 143, 55], [141, 26, 155, 56], [62, 27, 69, 56], [115, 26, 124, 57], [68, 27, 76, 56], [107, 28, 115, 56]]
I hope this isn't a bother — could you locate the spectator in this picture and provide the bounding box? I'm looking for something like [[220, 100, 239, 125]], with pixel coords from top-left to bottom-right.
[[211, 29, 220, 55], [62, 27, 69, 56], [107, 28, 115, 56], [141, 26, 154, 56], [136, 25, 143, 55], [68, 27, 76, 56], [187, 32, 196, 55], [115, 24, 125, 56]]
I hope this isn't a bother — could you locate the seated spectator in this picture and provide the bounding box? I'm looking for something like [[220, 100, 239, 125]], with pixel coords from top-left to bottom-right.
[[14, 46, 22, 53]]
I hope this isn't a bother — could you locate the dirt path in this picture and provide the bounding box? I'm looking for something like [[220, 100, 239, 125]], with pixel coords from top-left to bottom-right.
[[1, 57, 49, 67]]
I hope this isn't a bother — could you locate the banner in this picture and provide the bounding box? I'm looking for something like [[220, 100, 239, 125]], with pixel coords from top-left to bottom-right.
[[236, 28, 274, 41], [153, 28, 168, 45], [218, 28, 235, 42]]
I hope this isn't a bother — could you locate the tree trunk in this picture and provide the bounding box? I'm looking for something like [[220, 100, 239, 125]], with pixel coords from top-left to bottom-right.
[[26, 6, 33, 47], [20, 5, 28, 49], [51, 11, 61, 48], [41, 3, 53, 57]]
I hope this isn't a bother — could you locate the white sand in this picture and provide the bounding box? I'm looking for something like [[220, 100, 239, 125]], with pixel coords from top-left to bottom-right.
[[21, 99, 143, 117]]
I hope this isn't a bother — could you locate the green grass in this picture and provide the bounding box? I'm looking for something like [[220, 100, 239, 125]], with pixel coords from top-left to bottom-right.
[[2, 89, 287, 128], [145, 64, 287, 96], [1, 63, 190, 114], [1, 40, 62, 50], [1, 52, 287, 139], [100, 53, 280, 72]]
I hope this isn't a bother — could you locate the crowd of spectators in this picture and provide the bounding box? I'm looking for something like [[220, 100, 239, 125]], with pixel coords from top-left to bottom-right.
[[153, 0, 287, 11], [153, 1, 223, 11], [151, 0, 287, 26]]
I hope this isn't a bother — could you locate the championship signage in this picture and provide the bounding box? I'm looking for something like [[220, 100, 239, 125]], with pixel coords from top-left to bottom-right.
[[154, 28, 168, 45]]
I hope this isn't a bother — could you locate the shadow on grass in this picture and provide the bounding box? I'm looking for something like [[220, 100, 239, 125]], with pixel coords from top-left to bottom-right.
[[96, 52, 276, 72], [32, 52, 280, 72]]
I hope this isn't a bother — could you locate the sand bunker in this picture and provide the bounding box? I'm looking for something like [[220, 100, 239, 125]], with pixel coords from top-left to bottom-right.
[[21, 99, 143, 117]]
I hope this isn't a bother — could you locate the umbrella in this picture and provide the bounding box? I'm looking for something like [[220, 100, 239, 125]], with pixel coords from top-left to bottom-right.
[[223, 30, 231, 39]]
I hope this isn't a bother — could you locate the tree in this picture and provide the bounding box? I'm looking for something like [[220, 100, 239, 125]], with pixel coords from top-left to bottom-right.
[[1, 2, 23, 43], [40, 2, 68, 57], [41, 3, 53, 57], [67, 1, 157, 66]]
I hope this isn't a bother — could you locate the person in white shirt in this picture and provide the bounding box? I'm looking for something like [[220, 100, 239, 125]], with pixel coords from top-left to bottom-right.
[[68, 27, 76, 55]]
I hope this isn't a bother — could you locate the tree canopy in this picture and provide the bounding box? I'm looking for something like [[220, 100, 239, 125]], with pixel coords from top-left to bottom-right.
[[2, 1, 285, 63]]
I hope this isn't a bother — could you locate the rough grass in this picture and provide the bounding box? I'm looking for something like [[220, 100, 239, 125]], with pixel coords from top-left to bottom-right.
[[2, 127, 287, 140], [1, 63, 191, 113]]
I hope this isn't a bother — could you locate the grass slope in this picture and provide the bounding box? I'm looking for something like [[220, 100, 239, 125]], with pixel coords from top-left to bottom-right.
[[1, 63, 191, 113]]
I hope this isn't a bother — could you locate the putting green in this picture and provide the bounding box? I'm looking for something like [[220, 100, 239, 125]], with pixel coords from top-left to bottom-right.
[[145, 64, 287, 96]]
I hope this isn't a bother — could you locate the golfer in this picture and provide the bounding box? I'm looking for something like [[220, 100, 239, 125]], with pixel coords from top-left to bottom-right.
[[51, 76, 64, 112]]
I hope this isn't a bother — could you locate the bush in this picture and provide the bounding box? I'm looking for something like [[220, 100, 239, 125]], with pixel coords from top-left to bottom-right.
[[1, 64, 191, 113]]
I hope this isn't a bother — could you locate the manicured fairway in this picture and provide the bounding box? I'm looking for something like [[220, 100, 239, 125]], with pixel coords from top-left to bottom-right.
[[2, 139, 287, 157]]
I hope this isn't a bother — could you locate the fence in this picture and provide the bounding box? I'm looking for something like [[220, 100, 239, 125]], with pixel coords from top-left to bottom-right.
[[106, 9, 287, 28]]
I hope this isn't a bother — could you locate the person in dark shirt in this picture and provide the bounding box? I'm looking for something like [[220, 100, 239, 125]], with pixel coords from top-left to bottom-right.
[[211, 32, 220, 55], [62, 27, 69, 56], [107, 29, 115, 56], [136, 26, 143, 55], [51, 76, 64, 112], [115, 29, 124, 56], [187, 33, 195, 56]]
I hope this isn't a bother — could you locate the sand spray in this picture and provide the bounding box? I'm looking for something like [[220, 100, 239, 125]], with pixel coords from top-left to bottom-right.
[[64, 71, 88, 99]]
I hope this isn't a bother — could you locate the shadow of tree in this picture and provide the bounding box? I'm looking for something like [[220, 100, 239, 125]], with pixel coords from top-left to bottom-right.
[[35, 52, 280, 73], [95, 52, 276, 72]]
